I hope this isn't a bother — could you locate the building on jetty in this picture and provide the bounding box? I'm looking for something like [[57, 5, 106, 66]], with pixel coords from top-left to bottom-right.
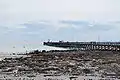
[[44, 41, 120, 51]]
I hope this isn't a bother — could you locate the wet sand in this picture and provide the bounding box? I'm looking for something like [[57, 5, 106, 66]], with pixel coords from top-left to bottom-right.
[[0, 50, 120, 80]]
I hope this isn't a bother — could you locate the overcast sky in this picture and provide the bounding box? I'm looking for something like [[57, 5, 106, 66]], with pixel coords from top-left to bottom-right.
[[0, 0, 120, 52]]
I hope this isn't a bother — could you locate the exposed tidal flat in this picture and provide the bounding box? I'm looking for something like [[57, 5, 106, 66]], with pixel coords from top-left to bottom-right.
[[0, 50, 120, 80]]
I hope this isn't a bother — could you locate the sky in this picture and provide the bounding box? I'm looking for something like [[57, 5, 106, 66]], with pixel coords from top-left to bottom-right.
[[0, 0, 120, 52]]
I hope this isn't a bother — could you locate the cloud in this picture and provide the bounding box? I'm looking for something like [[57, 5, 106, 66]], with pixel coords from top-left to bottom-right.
[[1, 20, 119, 35], [19, 20, 120, 39], [0, 0, 120, 26], [60, 20, 115, 32]]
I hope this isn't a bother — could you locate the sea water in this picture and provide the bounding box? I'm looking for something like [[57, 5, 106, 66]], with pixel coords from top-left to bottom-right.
[[0, 44, 66, 59]]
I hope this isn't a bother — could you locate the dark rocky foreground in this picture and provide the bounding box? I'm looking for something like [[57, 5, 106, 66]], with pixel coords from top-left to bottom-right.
[[0, 50, 120, 80]]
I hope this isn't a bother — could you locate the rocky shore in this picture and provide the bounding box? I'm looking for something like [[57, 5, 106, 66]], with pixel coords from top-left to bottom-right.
[[0, 50, 120, 80]]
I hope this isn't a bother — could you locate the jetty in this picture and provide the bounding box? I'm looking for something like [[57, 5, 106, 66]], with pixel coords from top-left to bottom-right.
[[44, 41, 120, 51]]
